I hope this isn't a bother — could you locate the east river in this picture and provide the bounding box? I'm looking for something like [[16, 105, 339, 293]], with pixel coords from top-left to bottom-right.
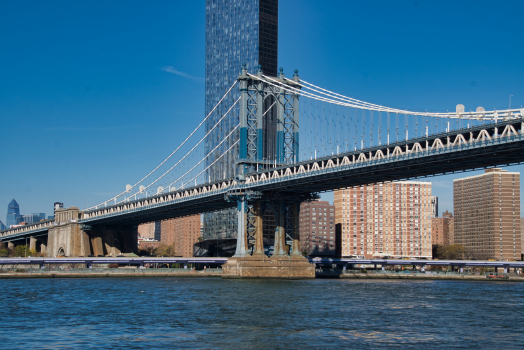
[[1, 278, 523, 349]]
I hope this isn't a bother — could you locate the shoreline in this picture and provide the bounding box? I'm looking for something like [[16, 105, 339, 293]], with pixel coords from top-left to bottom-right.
[[1, 269, 524, 281]]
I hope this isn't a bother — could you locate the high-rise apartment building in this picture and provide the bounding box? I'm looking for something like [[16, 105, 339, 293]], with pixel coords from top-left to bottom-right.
[[430, 196, 438, 217], [299, 201, 336, 256], [454, 168, 521, 260], [203, 0, 279, 241], [6, 199, 20, 228], [334, 181, 433, 258], [431, 210, 453, 246], [161, 215, 201, 257]]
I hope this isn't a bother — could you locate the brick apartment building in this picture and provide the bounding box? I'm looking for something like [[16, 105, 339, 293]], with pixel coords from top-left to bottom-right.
[[334, 181, 433, 259], [161, 215, 201, 257], [431, 210, 453, 246], [299, 200, 336, 256], [454, 168, 521, 260]]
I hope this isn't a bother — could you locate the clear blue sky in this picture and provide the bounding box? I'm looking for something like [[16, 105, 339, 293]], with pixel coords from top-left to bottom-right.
[[1, 0, 523, 222]]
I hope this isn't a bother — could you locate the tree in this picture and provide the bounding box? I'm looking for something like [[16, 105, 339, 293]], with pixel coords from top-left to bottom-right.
[[436, 244, 466, 260], [14, 244, 28, 257], [153, 243, 177, 257], [197, 236, 203, 242]]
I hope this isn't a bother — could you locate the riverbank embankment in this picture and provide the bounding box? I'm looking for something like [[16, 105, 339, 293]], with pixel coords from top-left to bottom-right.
[[0, 268, 222, 279]]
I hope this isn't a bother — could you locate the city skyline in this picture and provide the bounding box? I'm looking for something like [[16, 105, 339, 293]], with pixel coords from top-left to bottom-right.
[[1, 1, 524, 221]]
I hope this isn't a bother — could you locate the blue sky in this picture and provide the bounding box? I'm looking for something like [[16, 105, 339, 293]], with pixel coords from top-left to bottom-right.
[[1, 0, 523, 222]]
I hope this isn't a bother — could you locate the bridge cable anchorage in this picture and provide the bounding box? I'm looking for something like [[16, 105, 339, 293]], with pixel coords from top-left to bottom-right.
[[255, 73, 522, 120], [162, 124, 240, 193], [128, 96, 241, 197], [85, 81, 238, 211]]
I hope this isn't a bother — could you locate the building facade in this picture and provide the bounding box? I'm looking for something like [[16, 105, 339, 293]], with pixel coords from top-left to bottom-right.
[[431, 210, 453, 246], [334, 181, 433, 259], [299, 200, 336, 256], [161, 215, 201, 257], [430, 196, 438, 217], [454, 168, 521, 260], [138, 222, 156, 239], [203, 0, 279, 240], [6, 199, 20, 228]]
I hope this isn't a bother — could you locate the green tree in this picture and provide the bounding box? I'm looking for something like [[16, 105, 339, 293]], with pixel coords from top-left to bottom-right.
[[436, 244, 466, 260], [14, 244, 29, 257], [0, 249, 8, 257], [153, 243, 177, 257]]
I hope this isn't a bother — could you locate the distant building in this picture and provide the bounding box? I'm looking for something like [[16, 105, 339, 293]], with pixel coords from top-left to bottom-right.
[[454, 168, 521, 260], [431, 210, 453, 246], [6, 199, 20, 228], [299, 200, 336, 257], [161, 215, 201, 257], [430, 196, 438, 217], [203, 0, 279, 242], [0, 220, 5, 231], [521, 217, 524, 257], [138, 222, 156, 239], [334, 181, 433, 259], [20, 213, 46, 225], [154, 221, 161, 241]]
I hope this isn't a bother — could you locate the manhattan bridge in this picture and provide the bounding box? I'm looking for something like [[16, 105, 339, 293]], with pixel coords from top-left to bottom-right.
[[1, 63, 523, 269]]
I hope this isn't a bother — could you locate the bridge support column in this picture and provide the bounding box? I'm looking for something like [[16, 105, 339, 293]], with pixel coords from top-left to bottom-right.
[[29, 237, 36, 252], [233, 196, 248, 257], [252, 202, 265, 257], [291, 203, 302, 257], [7, 242, 14, 250], [460, 266, 464, 274], [90, 236, 104, 257], [272, 200, 287, 257], [504, 267, 508, 274]]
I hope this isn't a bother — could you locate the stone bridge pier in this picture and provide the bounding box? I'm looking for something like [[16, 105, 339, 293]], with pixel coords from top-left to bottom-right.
[[221, 190, 316, 278], [45, 206, 138, 257]]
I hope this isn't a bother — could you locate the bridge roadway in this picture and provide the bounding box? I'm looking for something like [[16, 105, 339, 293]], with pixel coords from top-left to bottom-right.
[[1, 117, 524, 241], [0, 257, 523, 270]]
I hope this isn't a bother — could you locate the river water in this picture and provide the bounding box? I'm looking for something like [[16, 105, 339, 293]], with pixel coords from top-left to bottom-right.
[[0, 278, 523, 349]]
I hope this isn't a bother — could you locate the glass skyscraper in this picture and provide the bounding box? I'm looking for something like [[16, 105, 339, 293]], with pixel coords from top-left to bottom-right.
[[6, 199, 20, 228], [204, 0, 278, 240]]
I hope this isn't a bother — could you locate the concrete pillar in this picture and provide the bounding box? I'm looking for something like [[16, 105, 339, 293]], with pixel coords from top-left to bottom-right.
[[291, 203, 302, 257], [184, 263, 187, 269], [504, 267, 508, 274], [272, 200, 287, 257], [29, 237, 36, 251], [233, 197, 247, 257], [7, 241, 14, 250], [460, 266, 463, 274], [252, 202, 265, 257], [343, 265, 347, 271], [40, 243, 47, 256], [382, 265, 385, 271], [90, 236, 104, 256]]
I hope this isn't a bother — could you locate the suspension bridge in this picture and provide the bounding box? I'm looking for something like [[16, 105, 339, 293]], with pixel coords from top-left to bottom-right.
[[1, 64, 523, 276]]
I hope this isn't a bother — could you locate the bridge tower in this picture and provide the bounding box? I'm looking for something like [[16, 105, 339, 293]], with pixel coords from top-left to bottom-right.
[[222, 64, 315, 278]]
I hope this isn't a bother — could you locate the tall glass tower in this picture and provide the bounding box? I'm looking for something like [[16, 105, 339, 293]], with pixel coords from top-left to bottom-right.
[[6, 199, 20, 228], [204, 0, 278, 240]]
